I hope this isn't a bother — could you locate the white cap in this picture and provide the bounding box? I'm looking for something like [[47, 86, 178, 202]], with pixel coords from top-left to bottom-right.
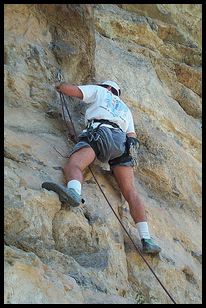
[[101, 80, 121, 96]]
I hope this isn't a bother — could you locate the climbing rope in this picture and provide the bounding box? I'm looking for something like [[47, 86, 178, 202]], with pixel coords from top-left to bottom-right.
[[55, 70, 177, 304]]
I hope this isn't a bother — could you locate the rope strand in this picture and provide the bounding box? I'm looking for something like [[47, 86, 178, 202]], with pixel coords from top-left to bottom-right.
[[88, 165, 176, 304]]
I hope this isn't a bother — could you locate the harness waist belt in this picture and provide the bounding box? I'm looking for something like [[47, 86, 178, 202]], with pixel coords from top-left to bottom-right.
[[88, 119, 120, 129]]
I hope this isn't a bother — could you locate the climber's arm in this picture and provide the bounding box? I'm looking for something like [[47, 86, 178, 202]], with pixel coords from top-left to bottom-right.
[[55, 82, 83, 99]]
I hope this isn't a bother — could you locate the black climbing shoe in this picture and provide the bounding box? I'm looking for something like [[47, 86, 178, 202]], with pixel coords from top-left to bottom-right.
[[141, 238, 161, 255], [42, 181, 83, 207]]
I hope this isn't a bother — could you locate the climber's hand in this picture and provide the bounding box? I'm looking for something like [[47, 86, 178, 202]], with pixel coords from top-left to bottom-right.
[[125, 136, 140, 167], [126, 137, 140, 154], [55, 82, 66, 93]]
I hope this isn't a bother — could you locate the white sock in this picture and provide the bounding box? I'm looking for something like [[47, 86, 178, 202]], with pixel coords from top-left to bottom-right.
[[67, 180, 81, 195], [136, 222, 150, 239]]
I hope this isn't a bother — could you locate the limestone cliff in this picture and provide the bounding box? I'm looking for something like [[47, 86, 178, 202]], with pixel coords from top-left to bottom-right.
[[4, 4, 202, 304]]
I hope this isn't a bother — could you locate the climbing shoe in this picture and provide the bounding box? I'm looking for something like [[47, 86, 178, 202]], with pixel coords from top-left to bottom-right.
[[141, 238, 161, 255], [42, 181, 83, 207]]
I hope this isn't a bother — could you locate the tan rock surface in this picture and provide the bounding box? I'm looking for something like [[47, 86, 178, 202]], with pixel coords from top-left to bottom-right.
[[4, 4, 202, 304]]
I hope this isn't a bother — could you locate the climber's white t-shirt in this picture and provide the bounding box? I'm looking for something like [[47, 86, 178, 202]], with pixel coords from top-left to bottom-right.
[[78, 85, 135, 133]]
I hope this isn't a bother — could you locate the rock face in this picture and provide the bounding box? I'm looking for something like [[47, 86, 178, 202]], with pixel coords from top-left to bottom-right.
[[4, 4, 202, 304]]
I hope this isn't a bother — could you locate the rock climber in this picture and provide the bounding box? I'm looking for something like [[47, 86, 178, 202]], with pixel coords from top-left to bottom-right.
[[42, 80, 161, 254]]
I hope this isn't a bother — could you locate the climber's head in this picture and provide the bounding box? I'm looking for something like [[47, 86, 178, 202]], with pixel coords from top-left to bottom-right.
[[98, 80, 121, 97]]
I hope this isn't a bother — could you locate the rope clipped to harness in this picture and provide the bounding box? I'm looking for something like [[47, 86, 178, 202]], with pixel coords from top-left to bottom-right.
[[86, 120, 101, 143]]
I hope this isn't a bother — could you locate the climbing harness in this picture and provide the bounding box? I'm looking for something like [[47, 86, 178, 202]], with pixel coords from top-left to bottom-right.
[[54, 70, 177, 304], [86, 120, 102, 143], [84, 119, 121, 157]]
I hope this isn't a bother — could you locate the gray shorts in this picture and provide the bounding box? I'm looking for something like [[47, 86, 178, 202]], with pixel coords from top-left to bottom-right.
[[69, 126, 135, 167]]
